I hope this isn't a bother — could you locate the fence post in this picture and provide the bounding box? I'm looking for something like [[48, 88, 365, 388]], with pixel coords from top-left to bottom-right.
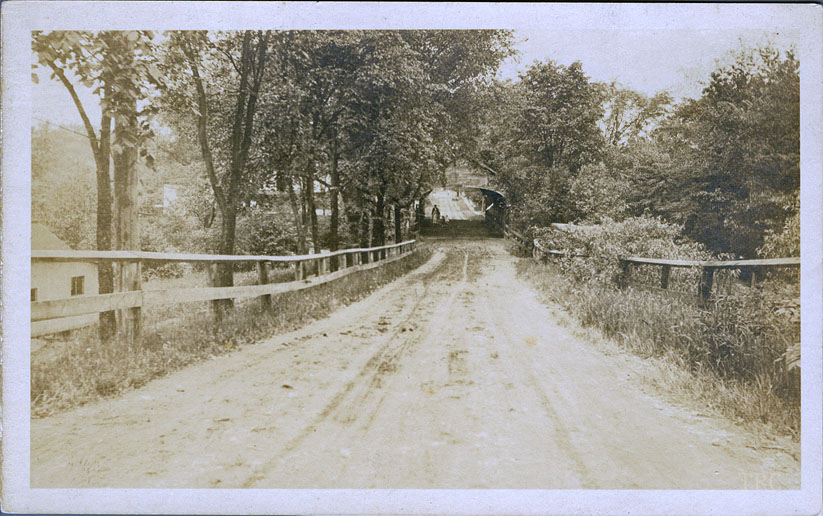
[[699, 266, 715, 300], [660, 264, 671, 290], [258, 261, 271, 310], [115, 260, 143, 341], [131, 260, 142, 341], [206, 262, 219, 318], [617, 259, 631, 288], [294, 261, 304, 281], [749, 267, 757, 288]]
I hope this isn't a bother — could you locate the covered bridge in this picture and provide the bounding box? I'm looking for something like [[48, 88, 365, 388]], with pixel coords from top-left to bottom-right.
[[463, 185, 507, 230]]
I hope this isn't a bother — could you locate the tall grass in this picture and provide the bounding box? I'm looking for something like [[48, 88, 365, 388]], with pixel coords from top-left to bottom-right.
[[31, 248, 432, 418], [517, 258, 800, 439]]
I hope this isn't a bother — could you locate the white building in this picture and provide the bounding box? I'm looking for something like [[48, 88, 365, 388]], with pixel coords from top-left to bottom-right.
[[31, 223, 99, 336]]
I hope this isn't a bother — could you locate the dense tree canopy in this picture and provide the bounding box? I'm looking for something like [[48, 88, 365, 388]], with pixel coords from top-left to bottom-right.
[[477, 60, 605, 226], [33, 31, 799, 316], [478, 44, 799, 259]]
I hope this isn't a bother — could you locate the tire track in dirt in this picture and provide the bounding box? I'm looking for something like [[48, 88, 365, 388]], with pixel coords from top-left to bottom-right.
[[473, 250, 594, 487], [240, 246, 468, 487]]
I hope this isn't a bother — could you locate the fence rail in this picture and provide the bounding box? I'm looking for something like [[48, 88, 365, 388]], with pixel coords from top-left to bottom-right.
[[504, 229, 798, 299], [620, 255, 799, 299], [32, 240, 417, 337]]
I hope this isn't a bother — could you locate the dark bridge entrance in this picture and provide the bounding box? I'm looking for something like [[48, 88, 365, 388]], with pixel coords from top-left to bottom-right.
[[464, 185, 507, 232], [420, 186, 505, 238]]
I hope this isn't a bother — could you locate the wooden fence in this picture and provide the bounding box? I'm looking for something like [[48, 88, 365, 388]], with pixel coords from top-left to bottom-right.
[[504, 229, 799, 299], [618, 256, 800, 299], [32, 240, 417, 338]]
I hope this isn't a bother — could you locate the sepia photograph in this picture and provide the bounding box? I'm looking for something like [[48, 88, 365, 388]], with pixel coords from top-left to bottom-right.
[[2, 2, 821, 514]]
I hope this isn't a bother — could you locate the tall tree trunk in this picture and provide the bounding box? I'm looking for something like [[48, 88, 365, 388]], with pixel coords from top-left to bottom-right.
[[185, 30, 268, 321], [373, 192, 386, 247], [45, 54, 119, 340], [212, 204, 237, 319], [345, 192, 362, 249], [96, 83, 116, 341], [286, 174, 307, 254], [359, 208, 370, 248], [415, 196, 426, 230], [328, 137, 340, 270], [329, 133, 340, 252], [301, 175, 310, 243], [394, 205, 403, 244], [113, 106, 141, 341], [309, 183, 319, 253]]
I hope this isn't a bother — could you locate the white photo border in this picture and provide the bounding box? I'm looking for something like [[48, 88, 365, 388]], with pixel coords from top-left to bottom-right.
[[2, 2, 821, 514]]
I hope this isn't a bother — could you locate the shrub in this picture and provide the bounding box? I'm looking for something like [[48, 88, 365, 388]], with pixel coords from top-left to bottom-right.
[[533, 214, 712, 285], [568, 161, 631, 222], [758, 192, 800, 259]]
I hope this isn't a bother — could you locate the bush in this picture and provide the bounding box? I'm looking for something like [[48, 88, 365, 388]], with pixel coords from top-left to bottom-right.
[[533, 214, 712, 285], [568, 161, 631, 222], [234, 205, 298, 256], [758, 192, 800, 259]]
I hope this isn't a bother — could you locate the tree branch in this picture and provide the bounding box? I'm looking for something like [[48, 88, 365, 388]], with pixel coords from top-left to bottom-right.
[[183, 40, 226, 212], [47, 60, 102, 168]]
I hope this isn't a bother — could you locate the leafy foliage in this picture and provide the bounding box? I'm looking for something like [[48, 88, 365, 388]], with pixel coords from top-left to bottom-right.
[[534, 215, 712, 285], [490, 43, 798, 262], [478, 61, 604, 226], [31, 124, 97, 249]]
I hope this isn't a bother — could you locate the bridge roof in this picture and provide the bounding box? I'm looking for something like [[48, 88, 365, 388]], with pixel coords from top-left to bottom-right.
[[464, 185, 506, 201]]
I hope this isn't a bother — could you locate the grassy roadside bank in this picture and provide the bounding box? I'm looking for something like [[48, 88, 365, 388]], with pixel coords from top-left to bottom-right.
[[516, 256, 800, 442], [31, 247, 433, 418]]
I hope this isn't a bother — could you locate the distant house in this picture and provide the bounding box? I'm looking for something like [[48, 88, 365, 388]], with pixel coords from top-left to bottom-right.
[[148, 184, 184, 215], [31, 223, 99, 336]]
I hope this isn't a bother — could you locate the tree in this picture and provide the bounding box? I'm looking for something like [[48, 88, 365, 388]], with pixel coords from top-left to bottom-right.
[[479, 61, 605, 227], [517, 61, 604, 174], [601, 83, 672, 146], [31, 124, 97, 249], [652, 45, 800, 257], [341, 30, 514, 247], [32, 30, 158, 339], [162, 30, 269, 317]]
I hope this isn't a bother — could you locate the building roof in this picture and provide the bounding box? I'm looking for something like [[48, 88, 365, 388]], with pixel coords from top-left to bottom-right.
[[32, 223, 72, 250], [464, 185, 506, 202]]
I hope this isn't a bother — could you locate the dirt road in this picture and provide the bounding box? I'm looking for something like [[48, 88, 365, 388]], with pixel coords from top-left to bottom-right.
[[31, 240, 800, 488], [429, 189, 482, 221]]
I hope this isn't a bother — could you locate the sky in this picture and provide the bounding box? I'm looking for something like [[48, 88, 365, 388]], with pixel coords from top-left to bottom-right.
[[31, 28, 801, 129], [496, 28, 799, 98]]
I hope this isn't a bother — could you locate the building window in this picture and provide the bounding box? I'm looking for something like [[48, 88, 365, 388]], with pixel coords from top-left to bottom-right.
[[71, 276, 84, 296], [31, 288, 37, 302]]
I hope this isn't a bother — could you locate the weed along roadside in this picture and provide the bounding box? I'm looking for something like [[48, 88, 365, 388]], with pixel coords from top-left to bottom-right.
[[508, 223, 800, 442], [31, 244, 432, 418]]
